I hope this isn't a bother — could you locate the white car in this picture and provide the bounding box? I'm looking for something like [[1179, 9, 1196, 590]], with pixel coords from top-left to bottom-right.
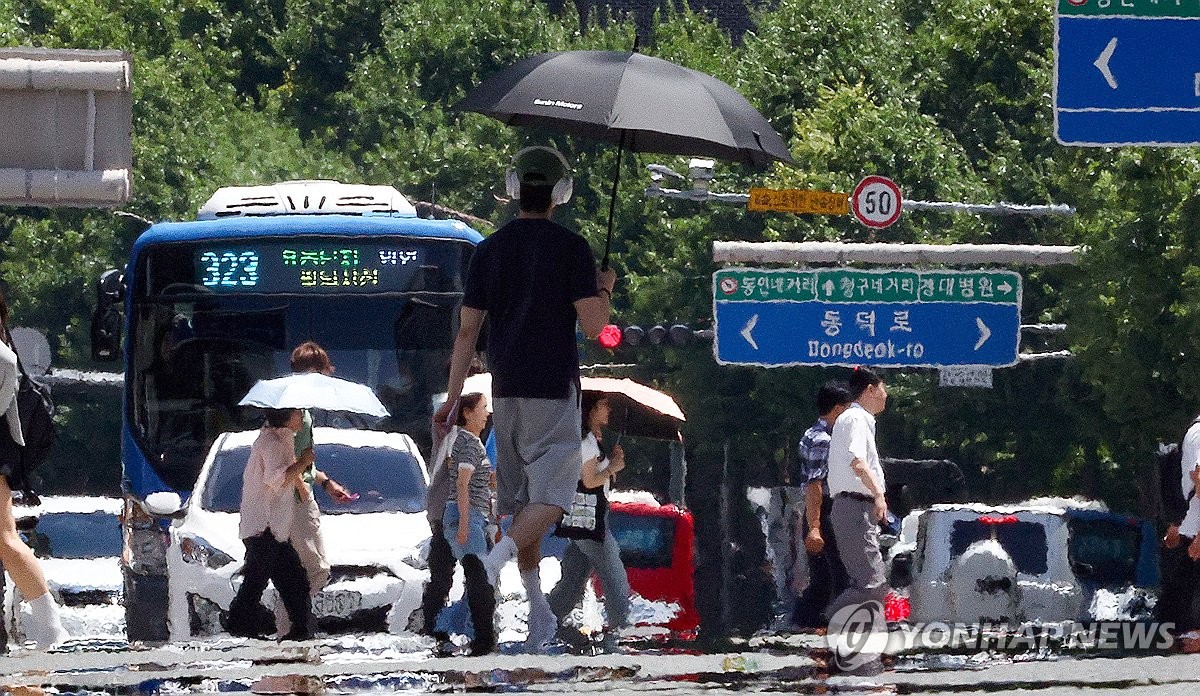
[[905, 498, 1158, 625], [165, 427, 432, 640], [884, 509, 923, 588], [5, 496, 125, 643]]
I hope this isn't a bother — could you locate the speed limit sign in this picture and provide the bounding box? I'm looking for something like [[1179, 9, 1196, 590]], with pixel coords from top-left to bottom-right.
[[851, 175, 903, 229]]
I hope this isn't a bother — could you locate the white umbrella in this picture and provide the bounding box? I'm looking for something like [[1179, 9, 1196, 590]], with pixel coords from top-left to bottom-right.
[[462, 372, 493, 413], [238, 372, 388, 417]]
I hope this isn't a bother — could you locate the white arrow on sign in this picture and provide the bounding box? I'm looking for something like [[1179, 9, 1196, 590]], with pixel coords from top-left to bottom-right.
[[974, 317, 992, 351], [1094, 37, 1118, 90], [998, 281, 1014, 295], [741, 314, 759, 350]]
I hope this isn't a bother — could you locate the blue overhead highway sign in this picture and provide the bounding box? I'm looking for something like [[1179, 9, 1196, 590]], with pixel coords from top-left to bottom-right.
[[1054, 8, 1200, 146], [713, 268, 1022, 368]]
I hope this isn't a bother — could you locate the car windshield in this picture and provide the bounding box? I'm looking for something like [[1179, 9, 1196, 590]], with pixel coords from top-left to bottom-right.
[[21, 511, 123, 559], [1068, 517, 1142, 584], [202, 441, 428, 514], [949, 519, 1049, 575], [609, 511, 676, 569]]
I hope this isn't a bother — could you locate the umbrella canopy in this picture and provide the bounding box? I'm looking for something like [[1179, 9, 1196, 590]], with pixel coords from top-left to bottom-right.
[[455, 373, 684, 439], [462, 372, 493, 413], [456, 49, 794, 267], [456, 50, 794, 168], [238, 372, 388, 418], [580, 376, 685, 441]]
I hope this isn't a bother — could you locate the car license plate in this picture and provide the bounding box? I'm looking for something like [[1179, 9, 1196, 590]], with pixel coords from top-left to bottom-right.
[[313, 589, 362, 617]]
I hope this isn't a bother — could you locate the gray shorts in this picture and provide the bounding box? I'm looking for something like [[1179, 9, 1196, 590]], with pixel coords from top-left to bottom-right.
[[491, 384, 582, 516]]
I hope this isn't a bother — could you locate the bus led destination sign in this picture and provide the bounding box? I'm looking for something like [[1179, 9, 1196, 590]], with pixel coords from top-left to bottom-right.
[[195, 242, 421, 293]]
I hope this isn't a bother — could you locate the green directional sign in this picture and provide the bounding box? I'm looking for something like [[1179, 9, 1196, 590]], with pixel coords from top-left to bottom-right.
[[714, 268, 1020, 305], [1058, 0, 1200, 18]]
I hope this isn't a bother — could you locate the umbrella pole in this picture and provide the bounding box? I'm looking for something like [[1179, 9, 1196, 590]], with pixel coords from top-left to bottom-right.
[[602, 129, 628, 272]]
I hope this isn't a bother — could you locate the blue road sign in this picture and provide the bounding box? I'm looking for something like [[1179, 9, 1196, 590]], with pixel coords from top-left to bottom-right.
[[1055, 16, 1200, 145], [712, 268, 1022, 368]]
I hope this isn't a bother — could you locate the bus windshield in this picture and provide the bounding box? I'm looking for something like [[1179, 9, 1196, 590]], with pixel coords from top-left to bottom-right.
[[128, 236, 474, 491]]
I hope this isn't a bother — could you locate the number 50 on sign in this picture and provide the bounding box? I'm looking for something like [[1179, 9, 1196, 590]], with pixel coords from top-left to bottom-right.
[[851, 175, 903, 229]]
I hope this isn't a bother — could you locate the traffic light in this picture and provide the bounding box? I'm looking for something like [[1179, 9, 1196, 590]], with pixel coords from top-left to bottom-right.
[[669, 324, 694, 346], [597, 324, 622, 349], [604, 323, 713, 348]]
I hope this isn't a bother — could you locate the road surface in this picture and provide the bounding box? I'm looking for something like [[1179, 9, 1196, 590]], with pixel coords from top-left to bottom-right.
[[2, 633, 1199, 694]]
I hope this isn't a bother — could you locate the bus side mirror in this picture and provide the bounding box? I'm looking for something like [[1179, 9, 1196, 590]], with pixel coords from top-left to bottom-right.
[[91, 268, 124, 361]]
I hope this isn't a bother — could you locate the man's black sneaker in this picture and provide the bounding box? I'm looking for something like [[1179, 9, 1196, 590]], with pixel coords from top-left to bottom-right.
[[555, 624, 590, 649], [228, 623, 268, 640], [279, 627, 314, 642], [468, 637, 496, 656]]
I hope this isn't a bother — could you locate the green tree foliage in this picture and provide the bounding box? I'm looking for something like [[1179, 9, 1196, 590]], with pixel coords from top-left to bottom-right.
[[0, 0, 1196, 520], [0, 0, 360, 491], [1065, 152, 1200, 504]]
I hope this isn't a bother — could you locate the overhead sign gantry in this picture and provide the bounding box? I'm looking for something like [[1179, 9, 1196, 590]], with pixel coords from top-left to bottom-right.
[[0, 47, 132, 207]]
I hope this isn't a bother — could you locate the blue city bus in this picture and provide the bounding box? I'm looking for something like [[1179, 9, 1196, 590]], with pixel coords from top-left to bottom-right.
[[91, 181, 483, 640]]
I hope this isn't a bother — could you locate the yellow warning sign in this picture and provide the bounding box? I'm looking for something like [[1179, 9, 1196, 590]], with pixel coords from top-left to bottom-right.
[[747, 187, 849, 215]]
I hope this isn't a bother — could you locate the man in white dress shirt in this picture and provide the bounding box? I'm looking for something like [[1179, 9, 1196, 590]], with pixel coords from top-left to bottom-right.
[[1161, 417, 1200, 632], [824, 366, 890, 620]]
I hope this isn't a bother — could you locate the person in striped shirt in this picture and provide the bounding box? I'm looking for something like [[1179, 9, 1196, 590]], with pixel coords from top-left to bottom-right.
[[792, 381, 852, 628]]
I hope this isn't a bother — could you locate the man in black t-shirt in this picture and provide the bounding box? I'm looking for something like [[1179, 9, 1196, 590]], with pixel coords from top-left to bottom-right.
[[434, 146, 617, 653]]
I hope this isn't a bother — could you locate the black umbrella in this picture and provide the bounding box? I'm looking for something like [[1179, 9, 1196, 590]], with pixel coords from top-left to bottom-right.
[[455, 49, 794, 268]]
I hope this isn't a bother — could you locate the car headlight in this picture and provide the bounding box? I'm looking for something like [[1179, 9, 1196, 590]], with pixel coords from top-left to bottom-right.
[[179, 534, 235, 569]]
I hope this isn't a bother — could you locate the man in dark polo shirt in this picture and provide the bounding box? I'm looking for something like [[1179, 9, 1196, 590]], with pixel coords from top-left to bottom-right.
[[435, 145, 616, 653]]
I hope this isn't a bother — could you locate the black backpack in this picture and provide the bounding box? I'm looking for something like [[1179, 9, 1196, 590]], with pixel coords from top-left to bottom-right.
[[0, 349, 57, 491], [1158, 416, 1200, 526]]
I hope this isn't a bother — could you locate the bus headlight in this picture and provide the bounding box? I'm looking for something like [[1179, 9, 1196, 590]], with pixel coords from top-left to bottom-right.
[[179, 534, 234, 569]]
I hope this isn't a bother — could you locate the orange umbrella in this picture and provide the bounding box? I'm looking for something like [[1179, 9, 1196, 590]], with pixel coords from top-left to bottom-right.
[[579, 376, 684, 440], [455, 374, 685, 439]]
